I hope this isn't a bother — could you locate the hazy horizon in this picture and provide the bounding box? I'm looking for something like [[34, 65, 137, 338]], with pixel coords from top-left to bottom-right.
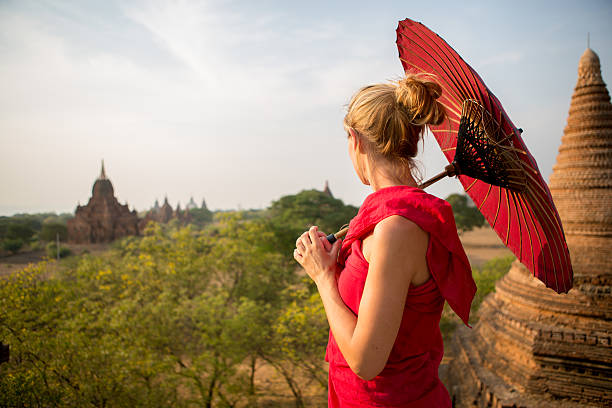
[[2, 0, 611, 217]]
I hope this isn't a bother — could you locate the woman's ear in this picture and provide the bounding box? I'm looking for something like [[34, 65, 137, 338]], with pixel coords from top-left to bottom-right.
[[348, 128, 364, 153]]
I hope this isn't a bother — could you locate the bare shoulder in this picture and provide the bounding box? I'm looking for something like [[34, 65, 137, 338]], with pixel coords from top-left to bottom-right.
[[374, 215, 428, 245], [362, 215, 428, 262], [375, 215, 423, 232]]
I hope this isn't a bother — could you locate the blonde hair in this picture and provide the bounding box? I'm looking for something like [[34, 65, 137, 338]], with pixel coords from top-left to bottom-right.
[[344, 74, 446, 179]]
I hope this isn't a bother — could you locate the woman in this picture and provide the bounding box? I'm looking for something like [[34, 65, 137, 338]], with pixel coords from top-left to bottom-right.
[[293, 75, 477, 407]]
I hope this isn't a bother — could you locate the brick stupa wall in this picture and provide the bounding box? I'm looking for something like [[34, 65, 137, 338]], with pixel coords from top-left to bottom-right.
[[445, 48, 612, 407]]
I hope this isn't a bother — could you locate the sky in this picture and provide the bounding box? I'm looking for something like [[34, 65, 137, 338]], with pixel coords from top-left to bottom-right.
[[1, 0, 611, 216]]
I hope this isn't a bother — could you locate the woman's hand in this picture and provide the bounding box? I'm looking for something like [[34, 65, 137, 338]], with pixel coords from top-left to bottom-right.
[[294, 226, 342, 287]]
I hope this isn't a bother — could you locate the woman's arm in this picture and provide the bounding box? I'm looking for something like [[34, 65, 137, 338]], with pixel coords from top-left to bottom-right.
[[294, 216, 428, 380]]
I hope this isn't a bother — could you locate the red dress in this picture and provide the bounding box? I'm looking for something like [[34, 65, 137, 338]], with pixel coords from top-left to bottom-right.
[[325, 186, 476, 407]]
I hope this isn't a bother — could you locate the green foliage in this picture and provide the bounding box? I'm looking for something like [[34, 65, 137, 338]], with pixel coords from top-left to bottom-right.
[[0, 213, 72, 253], [439, 255, 515, 339], [0, 215, 329, 407], [6, 223, 35, 241], [444, 193, 485, 234], [187, 207, 214, 227], [39, 222, 68, 242], [470, 255, 515, 317], [45, 242, 72, 259], [2, 238, 24, 254], [265, 189, 358, 257], [0, 213, 48, 239]]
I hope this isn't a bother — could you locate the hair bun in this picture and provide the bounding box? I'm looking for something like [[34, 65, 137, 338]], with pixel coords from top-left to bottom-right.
[[395, 74, 446, 126]]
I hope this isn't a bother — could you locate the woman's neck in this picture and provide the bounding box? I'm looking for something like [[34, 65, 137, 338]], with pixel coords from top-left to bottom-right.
[[363, 156, 418, 191]]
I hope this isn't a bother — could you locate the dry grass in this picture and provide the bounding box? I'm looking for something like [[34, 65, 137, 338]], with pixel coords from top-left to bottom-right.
[[459, 225, 513, 268]]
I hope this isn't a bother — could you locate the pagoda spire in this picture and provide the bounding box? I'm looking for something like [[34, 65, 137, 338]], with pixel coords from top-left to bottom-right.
[[323, 180, 333, 197], [99, 159, 107, 180]]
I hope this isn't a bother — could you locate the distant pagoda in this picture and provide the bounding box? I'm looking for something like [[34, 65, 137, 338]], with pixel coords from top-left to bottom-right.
[[139, 196, 193, 230], [67, 160, 140, 243], [323, 180, 333, 197], [446, 48, 612, 406], [186, 196, 198, 210]]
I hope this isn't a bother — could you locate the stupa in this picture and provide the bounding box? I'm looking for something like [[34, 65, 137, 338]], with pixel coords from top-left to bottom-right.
[[186, 196, 198, 210], [67, 161, 140, 243], [446, 48, 612, 406], [158, 197, 174, 223], [323, 180, 333, 197]]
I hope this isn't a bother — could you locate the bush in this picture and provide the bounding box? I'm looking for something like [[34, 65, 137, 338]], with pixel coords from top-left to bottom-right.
[[2, 238, 24, 254], [45, 242, 71, 259]]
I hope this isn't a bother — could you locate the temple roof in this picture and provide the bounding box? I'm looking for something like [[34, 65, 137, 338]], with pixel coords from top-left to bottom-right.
[[92, 160, 114, 197]]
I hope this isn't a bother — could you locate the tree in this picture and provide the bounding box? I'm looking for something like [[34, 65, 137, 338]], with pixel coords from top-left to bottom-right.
[[266, 189, 358, 257], [187, 207, 213, 226], [6, 223, 35, 241], [445, 193, 485, 234], [39, 222, 68, 242]]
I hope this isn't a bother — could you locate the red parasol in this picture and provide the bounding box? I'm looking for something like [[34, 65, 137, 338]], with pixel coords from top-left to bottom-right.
[[395, 18, 573, 294]]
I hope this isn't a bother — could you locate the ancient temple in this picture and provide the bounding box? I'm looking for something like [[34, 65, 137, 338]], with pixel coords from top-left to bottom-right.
[[139, 196, 193, 230], [446, 48, 612, 406], [67, 161, 140, 243]]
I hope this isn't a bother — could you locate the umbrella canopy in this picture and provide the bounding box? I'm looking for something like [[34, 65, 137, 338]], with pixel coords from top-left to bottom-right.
[[396, 18, 573, 294]]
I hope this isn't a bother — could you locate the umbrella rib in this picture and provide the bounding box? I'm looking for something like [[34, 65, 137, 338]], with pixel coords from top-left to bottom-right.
[[437, 100, 462, 118], [504, 189, 511, 247], [398, 52, 465, 110], [397, 31, 471, 102], [397, 30, 472, 102], [524, 186, 565, 292], [399, 57, 464, 115], [514, 190, 535, 275], [478, 184, 493, 211], [464, 179, 478, 192], [522, 163, 563, 233], [406, 24, 478, 102], [522, 188, 550, 287], [492, 186, 502, 229], [416, 23, 484, 110], [525, 188, 561, 292], [413, 22, 494, 113], [523, 173, 565, 235], [508, 190, 523, 262]]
